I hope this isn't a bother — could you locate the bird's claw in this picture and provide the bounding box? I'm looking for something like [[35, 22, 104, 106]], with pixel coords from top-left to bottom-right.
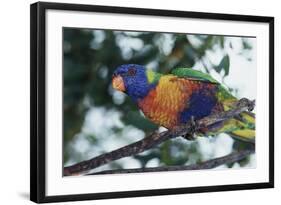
[[237, 98, 255, 112], [247, 100, 255, 112], [182, 116, 198, 141]]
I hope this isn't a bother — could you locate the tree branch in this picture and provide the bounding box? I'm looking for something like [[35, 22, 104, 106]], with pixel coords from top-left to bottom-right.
[[64, 98, 255, 176], [87, 149, 254, 175]]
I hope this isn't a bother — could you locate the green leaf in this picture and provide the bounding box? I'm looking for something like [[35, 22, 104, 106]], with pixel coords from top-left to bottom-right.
[[242, 39, 252, 50], [215, 55, 230, 76]]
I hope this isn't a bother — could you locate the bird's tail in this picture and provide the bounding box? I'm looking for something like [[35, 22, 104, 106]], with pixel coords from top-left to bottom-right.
[[226, 111, 255, 143], [206, 102, 255, 143]]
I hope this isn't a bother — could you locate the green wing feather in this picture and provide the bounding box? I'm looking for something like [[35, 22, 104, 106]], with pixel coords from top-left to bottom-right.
[[171, 67, 218, 83], [171, 67, 235, 101]]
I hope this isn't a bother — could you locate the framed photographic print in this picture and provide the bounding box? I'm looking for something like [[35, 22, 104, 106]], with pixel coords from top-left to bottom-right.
[[30, 1, 274, 203]]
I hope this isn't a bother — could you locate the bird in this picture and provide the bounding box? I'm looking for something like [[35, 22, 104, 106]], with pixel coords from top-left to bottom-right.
[[112, 64, 255, 142]]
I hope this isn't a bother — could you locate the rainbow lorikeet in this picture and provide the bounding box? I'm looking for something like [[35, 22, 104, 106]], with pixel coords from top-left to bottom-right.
[[112, 64, 255, 142]]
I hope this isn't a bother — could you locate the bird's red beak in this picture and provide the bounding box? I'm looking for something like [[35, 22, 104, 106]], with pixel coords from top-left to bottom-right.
[[112, 75, 125, 92]]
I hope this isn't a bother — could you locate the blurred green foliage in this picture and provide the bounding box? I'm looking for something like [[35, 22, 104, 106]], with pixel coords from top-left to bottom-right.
[[63, 28, 253, 170]]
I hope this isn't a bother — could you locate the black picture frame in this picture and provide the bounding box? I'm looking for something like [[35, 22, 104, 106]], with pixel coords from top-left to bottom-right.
[[30, 2, 274, 203]]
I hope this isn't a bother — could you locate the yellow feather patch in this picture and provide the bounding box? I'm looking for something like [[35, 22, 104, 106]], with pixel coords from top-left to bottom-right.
[[231, 129, 255, 140], [146, 69, 155, 83], [241, 112, 255, 124]]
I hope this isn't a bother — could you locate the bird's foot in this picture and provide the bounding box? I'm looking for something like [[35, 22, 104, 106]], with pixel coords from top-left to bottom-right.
[[247, 100, 256, 112], [182, 133, 196, 141], [237, 98, 256, 112], [182, 116, 198, 141]]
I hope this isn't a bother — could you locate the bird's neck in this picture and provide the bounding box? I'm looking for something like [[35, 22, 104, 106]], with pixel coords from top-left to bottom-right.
[[146, 69, 162, 84], [127, 70, 162, 102]]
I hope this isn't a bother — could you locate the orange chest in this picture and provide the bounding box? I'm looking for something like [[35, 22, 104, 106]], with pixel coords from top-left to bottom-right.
[[137, 76, 201, 129]]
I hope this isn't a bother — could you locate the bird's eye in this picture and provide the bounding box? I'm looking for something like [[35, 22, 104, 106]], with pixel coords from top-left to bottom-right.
[[127, 68, 136, 76]]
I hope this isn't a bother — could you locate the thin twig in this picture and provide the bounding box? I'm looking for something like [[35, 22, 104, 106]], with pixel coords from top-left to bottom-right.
[[64, 98, 255, 176], [87, 149, 254, 175]]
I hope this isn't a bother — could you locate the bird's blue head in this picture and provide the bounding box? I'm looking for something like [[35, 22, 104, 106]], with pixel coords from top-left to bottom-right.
[[112, 64, 156, 102]]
